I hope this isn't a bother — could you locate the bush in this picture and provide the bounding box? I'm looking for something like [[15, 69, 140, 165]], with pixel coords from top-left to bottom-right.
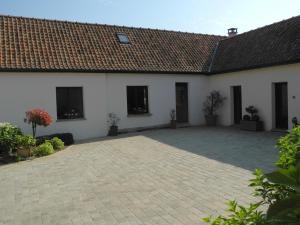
[[16, 135, 36, 149], [205, 126, 300, 225], [0, 123, 22, 154], [276, 126, 300, 169], [46, 137, 64, 151], [37, 133, 74, 146], [32, 142, 54, 157]]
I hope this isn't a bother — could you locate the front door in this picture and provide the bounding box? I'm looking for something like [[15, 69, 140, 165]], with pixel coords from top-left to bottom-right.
[[275, 82, 288, 129], [233, 86, 242, 124], [176, 83, 188, 123]]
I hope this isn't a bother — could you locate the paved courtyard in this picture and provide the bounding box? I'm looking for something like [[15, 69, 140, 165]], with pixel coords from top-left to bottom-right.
[[0, 127, 281, 225]]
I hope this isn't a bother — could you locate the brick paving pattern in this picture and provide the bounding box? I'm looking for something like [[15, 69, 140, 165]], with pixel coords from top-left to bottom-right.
[[0, 127, 280, 225]]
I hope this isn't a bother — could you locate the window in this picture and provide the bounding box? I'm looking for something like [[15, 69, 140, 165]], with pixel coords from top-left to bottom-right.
[[56, 87, 84, 120], [127, 86, 149, 115], [116, 33, 130, 44]]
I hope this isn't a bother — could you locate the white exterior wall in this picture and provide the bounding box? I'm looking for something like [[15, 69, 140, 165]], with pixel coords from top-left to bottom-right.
[[0, 72, 208, 140], [106, 74, 208, 130], [208, 63, 300, 130], [0, 73, 108, 140]]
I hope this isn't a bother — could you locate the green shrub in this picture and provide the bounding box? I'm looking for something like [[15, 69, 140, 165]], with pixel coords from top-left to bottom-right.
[[32, 142, 54, 157], [16, 135, 36, 149], [46, 137, 64, 151], [203, 201, 272, 225], [0, 123, 22, 154], [276, 126, 300, 169], [205, 126, 300, 225]]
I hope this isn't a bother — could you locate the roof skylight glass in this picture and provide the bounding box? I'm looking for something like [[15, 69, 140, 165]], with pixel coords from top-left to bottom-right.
[[116, 33, 130, 44]]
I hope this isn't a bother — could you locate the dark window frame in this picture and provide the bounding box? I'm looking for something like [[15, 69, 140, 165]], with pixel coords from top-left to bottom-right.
[[56, 87, 85, 120], [126, 86, 149, 115], [116, 33, 130, 44]]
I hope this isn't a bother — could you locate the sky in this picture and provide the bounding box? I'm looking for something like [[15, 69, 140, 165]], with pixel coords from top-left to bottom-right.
[[1, 0, 300, 35]]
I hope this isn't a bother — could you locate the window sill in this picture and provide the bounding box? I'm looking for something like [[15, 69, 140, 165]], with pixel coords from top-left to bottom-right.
[[127, 113, 152, 118], [56, 118, 86, 122]]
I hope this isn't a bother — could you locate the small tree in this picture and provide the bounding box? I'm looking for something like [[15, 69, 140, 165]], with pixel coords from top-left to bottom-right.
[[202, 91, 226, 116], [25, 109, 52, 138]]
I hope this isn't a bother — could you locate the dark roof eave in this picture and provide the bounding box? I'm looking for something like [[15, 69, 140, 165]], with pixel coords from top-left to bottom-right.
[[209, 59, 300, 75]]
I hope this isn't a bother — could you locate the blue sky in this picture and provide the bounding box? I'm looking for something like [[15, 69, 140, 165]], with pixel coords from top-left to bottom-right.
[[1, 0, 300, 35]]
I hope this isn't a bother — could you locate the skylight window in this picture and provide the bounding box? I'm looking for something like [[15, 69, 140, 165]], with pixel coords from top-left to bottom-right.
[[116, 33, 130, 44]]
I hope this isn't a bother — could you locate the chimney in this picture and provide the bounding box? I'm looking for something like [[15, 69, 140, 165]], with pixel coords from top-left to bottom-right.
[[228, 28, 238, 37]]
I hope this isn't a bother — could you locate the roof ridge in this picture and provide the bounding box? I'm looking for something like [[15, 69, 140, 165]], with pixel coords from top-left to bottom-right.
[[220, 14, 300, 42], [0, 14, 225, 38]]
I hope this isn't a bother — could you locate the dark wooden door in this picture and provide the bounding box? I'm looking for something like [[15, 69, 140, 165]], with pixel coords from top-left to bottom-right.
[[176, 83, 188, 123], [275, 82, 288, 129], [233, 86, 242, 124]]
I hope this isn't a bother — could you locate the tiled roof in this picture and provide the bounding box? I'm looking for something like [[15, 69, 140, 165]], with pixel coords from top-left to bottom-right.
[[210, 15, 300, 73], [1, 15, 300, 74], [0, 15, 224, 73]]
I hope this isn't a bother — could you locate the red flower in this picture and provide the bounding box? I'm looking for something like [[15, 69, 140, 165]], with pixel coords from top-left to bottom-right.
[[25, 109, 52, 127]]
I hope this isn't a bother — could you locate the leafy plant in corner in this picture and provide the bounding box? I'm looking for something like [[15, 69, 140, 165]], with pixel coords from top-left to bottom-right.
[[204, 126, 300, 225], [202, 91, 226, 126], [24, 109, 53, 138], [107, 113, 120, 136]]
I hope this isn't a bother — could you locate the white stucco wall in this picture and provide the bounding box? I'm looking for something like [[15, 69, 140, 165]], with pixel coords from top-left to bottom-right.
[[0, 72, 208, 140], [208, 63, 300, 130], [0, 73, 108, 140], [106, 74, 208, 130]]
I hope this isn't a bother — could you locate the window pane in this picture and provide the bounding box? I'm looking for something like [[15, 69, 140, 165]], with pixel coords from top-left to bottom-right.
[[56, 87, 84, 120], [127, 86, 149, 114]]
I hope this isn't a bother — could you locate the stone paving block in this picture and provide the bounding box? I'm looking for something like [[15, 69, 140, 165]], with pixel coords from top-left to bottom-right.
[[0, 127, 279, 225]]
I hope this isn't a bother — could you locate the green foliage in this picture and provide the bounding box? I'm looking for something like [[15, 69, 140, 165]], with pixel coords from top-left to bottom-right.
[[15, 135, 36, 149], [203, 201, 272, 225], [32, 142, 54, 157], [46, 137, 64, 151], [276, 126, 300, 169], [265, 162, 300, 223], [205, 126, 300, 225], [0, 123, 22, 154], [249, 169, 293, 205]]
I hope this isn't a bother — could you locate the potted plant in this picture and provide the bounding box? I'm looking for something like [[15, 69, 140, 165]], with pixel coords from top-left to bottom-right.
[[203, 91, 226, 126], [170, 109, 177, 129], [240, 106, 264, 131], [107, 113, 120, 136]]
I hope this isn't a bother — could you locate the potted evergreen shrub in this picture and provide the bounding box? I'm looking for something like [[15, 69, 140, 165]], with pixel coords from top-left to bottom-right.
[[170, 109, 177, 129], [203, 91, 226, 126], [240, 106, 264, 131], [107, 113, 120, 136]]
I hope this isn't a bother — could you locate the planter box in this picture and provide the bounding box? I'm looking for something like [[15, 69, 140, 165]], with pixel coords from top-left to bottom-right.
[[240, 120, 264, 131]]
